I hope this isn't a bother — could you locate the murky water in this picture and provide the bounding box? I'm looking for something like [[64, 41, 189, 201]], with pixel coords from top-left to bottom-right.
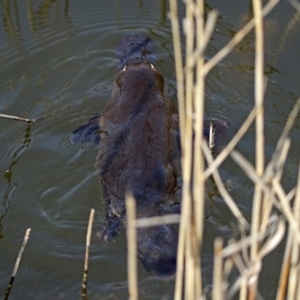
[[0, 0, 299, 299]]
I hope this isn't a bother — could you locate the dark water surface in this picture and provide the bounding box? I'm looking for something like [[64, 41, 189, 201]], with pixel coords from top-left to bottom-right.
[[0, 0, 299, 299]]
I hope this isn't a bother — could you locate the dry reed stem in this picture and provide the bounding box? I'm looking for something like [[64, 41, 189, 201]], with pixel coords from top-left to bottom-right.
[[182, 5, 196, 297], [169, 0, 185, 142], [249, 0, 265, 295], [260, 188, 277, 233], [212, 238, 224, 300], [268, 98, 300, 162], [226, 216, 285, 299], [296, 282, 300, 300], [202, 0, 280, 76], [287, 241, 298, 299], [272, 179, 300, 243], [193, 0, 206, 296], [168, 0, 284, 299], [125, 194, 138, 300], [230, 150, 300, 240], [227, 240, 259, 300], [230, 150, 285, 204], [260, 139, 291, 232], [221, 216, 284, 258], [135, 214, 180, 227], [281, 162, 300, 299], [4, 228, 31, 300], [276, 230, 292, 300], [173, 0, 212, 296], [171, 0, 211, 297], [228, 274, 249, 300], [169, 0, 192, 296], [262, 135, 291, 219], [0, 113, 32, 123], [239, 276, 248, 300], [202, 141, 248, 229], [286, 187, 296, 203], [185, 222, 194, 300], [250, 2, 265, 296], [204, 104, 261, 179], [185, 10, 218, 71], [259, 218, 285, 257], [230, 245, 248, 277], [81, 208, 95, 297], [195, 262, 202, 300], [232, 134, 290, 234], [174, 178, 189, 300], [223, 255, 234, 284], [290, 163, 300, 292], [225, 217, 285, 299], [289, 0, 300, 10], [231, 146, 300, 273]]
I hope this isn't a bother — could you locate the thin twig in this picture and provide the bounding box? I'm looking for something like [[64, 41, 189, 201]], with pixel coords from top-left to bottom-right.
[[81, 209, 95, 297], [204, 104, 261, 179], [0, 113, 33, 123], [4, 228, 31, 300], [202, 141, 249, 229]]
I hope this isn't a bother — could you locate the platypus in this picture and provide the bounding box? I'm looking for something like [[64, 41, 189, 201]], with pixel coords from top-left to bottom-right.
[[73, 35, 227, 276]]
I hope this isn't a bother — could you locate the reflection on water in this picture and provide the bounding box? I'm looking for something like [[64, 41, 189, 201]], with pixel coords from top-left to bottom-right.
[[2, 0, 71, 59], [0, 0, 299, 299], [0, 124, 32, 239], [27, 0, 69, 31], [271, 9, 300, 62], [2, 0, 70, 35], [2, 0, 25, 51]]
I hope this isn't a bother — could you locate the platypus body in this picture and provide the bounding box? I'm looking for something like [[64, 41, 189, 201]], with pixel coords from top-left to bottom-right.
[[73, 35, 226, 276]]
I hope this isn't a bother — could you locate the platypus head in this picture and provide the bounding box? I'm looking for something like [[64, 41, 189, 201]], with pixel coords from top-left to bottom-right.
[[116, 34, 156, 68], [137, 223, 178, 277]]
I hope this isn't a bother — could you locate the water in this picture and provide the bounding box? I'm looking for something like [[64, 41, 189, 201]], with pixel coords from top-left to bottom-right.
[[0, 0, 299, 299]]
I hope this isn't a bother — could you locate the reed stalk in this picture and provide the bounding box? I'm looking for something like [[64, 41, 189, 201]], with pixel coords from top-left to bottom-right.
[[125, 194, 138, 300], [123, 0, 299, 299], [81, 208, 95, 297], [166, 0, 300, 300], [0, 113, 32, 123], [250, 0, 265, 295], [3, 228, 31, 300], [169, 1, 189, 297]]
